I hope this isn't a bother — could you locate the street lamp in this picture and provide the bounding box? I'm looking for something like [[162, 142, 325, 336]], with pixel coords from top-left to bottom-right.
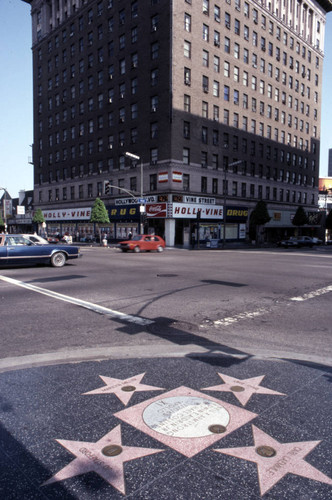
[[0, 187, 8, 233], [222, 160, 243, 249], [125, 152, 144, 234]]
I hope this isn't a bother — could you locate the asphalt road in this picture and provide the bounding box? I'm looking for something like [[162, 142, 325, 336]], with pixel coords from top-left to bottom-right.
[[1, 246, 332, 370]]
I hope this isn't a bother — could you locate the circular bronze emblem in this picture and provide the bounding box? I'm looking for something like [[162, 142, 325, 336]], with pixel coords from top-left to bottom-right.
[[255, 445, 277, 458], [121, 385, 136, 392], [102, 445, 123, 457], [230, 385, 245, 392], [208, 424, 227, 434]]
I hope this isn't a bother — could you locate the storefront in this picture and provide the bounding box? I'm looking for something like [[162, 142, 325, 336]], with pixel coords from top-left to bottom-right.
[[170, 201, 248, 247], [41, 206, 100, 241]]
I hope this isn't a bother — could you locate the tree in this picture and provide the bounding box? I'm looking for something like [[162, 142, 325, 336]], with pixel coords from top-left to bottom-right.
[[250, 200, 271, 246], [292, 205, 308, 236], [32, 208, 45, 224], [32, 208, 45, 235], [90, 197, 110, 244]]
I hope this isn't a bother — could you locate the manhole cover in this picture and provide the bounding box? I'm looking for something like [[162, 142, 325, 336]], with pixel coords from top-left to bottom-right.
[[157, 274, 178, 277]]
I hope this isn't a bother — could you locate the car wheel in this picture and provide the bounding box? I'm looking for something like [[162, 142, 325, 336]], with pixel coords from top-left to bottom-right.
[[133, 246, 140, 253], [157, 245, 164, 252], [51, 252, 66, 267]]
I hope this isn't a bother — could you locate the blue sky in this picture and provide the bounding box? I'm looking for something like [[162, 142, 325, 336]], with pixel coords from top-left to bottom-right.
[[1, 0, 332, 197]]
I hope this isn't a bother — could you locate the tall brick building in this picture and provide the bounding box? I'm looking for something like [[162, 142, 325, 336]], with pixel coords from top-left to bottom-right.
[[23, 0, 332, 245]]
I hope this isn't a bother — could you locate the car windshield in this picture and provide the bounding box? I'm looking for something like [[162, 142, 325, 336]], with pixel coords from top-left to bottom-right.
[[131, 235, 142, 241]]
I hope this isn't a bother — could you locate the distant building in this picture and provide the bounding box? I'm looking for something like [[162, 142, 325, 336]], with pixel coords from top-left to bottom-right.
[[4, 190, 34, 233], [22, 0, 332, 245], [318, 176, 332, 212], [328, 148, 332, 176]]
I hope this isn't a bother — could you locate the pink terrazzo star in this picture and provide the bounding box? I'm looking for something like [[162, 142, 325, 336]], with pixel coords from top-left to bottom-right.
[[214, 425, 332, 496], [42, 425, 163, 495], [202, 373, 285, 406], [115, 386, 257, 457], [83, 372, 164, 405]]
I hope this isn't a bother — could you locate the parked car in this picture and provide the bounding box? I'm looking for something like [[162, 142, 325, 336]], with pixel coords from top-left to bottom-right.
[[0, 234, 81, 268], [297, 236, 315, 247], [47, 235, 60, 243], [22, 234, 49, 245], [119, 235, 166, 253], [311, 237, 323, 245], [278, 237, 299, 248]]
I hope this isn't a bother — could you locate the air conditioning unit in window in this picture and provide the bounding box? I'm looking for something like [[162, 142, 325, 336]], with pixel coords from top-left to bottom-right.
[[203, 86, 208, 93], [214, 40, 220, 47], [151, 107, 157, 112]]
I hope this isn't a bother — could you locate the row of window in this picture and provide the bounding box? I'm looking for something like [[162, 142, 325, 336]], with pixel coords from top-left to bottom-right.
[[39, 179, 315, 207], [186, 0, 322, 50], [184, 124, 316, 161], [183, 95, 318, 145], [183, 31, 320, 85]]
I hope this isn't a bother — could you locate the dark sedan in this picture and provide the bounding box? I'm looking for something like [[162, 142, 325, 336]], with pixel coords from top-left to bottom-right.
[[0, 234, 81, 268]]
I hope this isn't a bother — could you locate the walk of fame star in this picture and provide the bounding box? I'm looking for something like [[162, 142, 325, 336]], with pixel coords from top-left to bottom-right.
[[115, 386, 257, 457], [83, 372, 164, 405], [202, 373, 285, 405], [214, 425, 332, 496], [42, 425, 163, 494]]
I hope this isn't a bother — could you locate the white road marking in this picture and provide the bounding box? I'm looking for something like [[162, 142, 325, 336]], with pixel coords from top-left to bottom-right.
[[0, 275, 153, 326], [290, 285, 332, 302], [202, 285, 332, 328], [212, 308, 268, 327]]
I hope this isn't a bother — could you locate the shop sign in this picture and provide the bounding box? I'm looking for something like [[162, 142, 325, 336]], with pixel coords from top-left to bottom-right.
[[108, 205, 140, 220], [115, 196, 156, 206], [42, 207, 91, 220], [158, 172, 168, 183], [183, 196, 216, 205], [172, 203, 223, 219], [225, 207, 248, 221], [17, 206, 25, 215], [172, 171, 182, 183], [146, 203, 167, 218]]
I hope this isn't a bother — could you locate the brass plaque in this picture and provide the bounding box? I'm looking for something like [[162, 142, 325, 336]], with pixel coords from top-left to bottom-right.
[[121, 385, 136, 392], [255, 445, 277, 458], [208, 424, 227, 434], [230, 385, 245, 392], [102, 445, 123, 457]]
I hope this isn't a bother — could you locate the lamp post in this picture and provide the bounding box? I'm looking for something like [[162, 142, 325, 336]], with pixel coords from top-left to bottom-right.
[[222, 160, 243, 249], [125, 152, 144, 234], [0, 187, 8, 233]]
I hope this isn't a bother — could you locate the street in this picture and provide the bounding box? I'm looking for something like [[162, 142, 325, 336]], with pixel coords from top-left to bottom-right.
[[1, 246, 332, 369]]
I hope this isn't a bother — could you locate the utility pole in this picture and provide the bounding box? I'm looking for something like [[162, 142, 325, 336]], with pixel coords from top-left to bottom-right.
[[125, 152, 145, 233]]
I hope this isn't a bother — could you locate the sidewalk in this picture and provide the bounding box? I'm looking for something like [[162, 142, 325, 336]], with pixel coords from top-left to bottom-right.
[[0, 352, 331, 498]]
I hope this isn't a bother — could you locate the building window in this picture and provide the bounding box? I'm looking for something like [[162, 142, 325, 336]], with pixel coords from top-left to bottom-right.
[[201, 176, 207, 193], [183, 148, 190, 164], [183, 174, 190, 191]]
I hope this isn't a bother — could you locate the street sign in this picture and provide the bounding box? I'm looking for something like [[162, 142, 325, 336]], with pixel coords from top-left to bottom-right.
[[138, 198, 147, 203]]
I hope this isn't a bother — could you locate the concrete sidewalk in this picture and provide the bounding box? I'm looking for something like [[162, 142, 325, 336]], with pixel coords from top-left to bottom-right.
[[0, 353, 331, 499]]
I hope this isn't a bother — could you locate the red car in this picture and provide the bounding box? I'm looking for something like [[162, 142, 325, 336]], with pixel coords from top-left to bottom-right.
[[119, 235, 166, 253]]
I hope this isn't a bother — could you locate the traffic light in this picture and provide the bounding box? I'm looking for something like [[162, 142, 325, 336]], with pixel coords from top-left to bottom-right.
[[104, 181, 110, 194]]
